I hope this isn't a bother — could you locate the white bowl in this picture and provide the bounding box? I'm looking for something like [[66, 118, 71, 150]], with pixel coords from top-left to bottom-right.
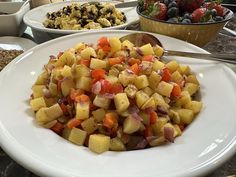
[[23, 0, 139, 43], [0, 30, 236, 177], [0, 1, 30, 36]]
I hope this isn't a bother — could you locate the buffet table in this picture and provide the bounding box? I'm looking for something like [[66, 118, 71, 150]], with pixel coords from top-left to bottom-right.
[[0, 13, 236, 177]]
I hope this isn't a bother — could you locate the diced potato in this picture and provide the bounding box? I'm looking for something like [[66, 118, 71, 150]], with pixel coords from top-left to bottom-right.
[[148, 71, 161, 91], [81, 118, 98, 134], [152, 93, 169, 108], [134, 75, 149, 89], [183, 83, 199, 96], [124, 84, 138, 99], [42, 120, 57, 129], [90, 58, 107, 69], [49, 82, 58, 96], [140, 61, 153, 75], [169, 109, 180, 124], [92, 108, 106, 122], [44, 103, 63, 120], [68, 128, 87, 145], [153, 45, 164, 57], [62, 127, 72, 139], [61, 78, 75, 96], [93, 95, 111, 109], [186, 75, 200, 85], [76, 76, 91, 91], [184, 101, 203, 114], [179, 65, 191, 75], [105, 75, 118, 84], [121, 40, 134, 50], [118, 70, 136, 87], [173, 124, 182, 136], [76, 102, 90, 120], [162, 123, 178, 137], [165, 60, 179, 73], [156, 81, 174, 97], [61, 65, 72, 78], [51, 67, 63, 81], [135, 90, 149, 108], [32, 85, 46, 98], [57, 50, 76, 67], [74, 42, 86, 52], [139, 44, 154, 55], [142, 87, 154, 97], [123, 115, 141, 134], [34, 71, 48, 85], [109, 67, 119, 77], [110, 137, 126, 151], [44, 97, 57, 107], [171, 71, 183, 83], [152, 60, 165, 71], [139, 111, 150, 125], [89, 134, 110, 154], [141, 97, 156, 110], [114, 93, 130, 113], [30, 97, 46, 111], [35, 108, 49, 125], [149, 136, 166, 146], [97, 48, 106, 60], [175, 91, 191, 107], [74, 64, 90, 78], [109, 37, 121, 52], [151, 117, 168, 135], [176, 109, 194, 124], [80, 47, 97, 59]]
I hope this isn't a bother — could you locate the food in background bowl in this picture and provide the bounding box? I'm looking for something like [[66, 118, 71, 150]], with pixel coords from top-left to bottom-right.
[[29, 36, 202, 154], [43, 2, 127, 30], [140, 0, 228, 23]]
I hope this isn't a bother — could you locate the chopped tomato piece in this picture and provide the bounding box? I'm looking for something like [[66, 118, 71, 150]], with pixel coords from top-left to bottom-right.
[[108, 57, 123, 66], [59, 103, 68, 115], [98, 37, 111, 52], [70, 88, 84, 101], [110, 83, 123, 94], [150, 111, 158, 124], [171, 84, 181, 97], [100, 79, 112, 94], [91, 69, 106, 80], [51, 122, 64, 134], [161, 68, 172, 82], [102, 45, 111, 52], [75, 94, 90, 103], [103, 113, 118, 129], [128, 58, 141, 66], [130, 63, 140, 75], [143, 55, 154, 62], [144, 126, 153, 137], [67, 118, 82, 129], [78, 59, 90, 67]]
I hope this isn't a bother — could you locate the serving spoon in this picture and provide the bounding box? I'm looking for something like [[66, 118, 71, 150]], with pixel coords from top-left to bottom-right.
[[120, 33, 236, 64]]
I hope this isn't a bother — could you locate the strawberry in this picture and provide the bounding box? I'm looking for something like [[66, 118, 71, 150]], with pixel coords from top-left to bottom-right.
[[179, 0, 204, 13], [191, 7, 207, 23], [204, 2, 224, 16], [149, 2, 167, 20]]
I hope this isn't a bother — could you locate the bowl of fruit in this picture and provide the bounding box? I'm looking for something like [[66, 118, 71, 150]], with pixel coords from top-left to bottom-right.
[[137, 0, 234, 47]]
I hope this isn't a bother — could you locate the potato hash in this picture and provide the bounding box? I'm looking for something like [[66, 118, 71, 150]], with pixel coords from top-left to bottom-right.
[[30, 36, 202, 154], [43, 2, 127, 30]]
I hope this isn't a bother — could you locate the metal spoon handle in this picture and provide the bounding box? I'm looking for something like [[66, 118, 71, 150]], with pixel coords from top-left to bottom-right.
[[164, 50, 236, 64]]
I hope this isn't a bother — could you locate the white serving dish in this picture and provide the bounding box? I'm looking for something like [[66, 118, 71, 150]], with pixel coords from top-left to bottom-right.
[[0, 0, 30, 36], [23, 0, 139, 43], [0, 30, 236, 177]]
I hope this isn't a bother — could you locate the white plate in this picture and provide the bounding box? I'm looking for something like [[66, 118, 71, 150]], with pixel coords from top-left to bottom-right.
[[0, 36, 36, 51], [23, 0, 139, 35], [0, 30, 236, 177]]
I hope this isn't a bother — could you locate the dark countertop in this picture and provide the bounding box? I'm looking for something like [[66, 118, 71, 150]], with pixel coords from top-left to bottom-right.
[[0, 15, 236, 177]]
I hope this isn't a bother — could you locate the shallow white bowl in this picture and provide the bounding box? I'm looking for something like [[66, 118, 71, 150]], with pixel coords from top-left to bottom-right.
[[0, 1, 30, 36], [23, 0, 139, 43], [0, 30, 236, 177]]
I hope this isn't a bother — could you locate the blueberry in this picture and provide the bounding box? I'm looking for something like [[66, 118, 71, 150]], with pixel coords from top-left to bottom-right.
[[211, 9, 217, 16], [164, 0, 169, 6], [167, 17, 179, 23], [214, 16, 224, 21], [181, 18, 191, 23], [168, 1, 177, 9], [167, 7, 179, 18], [183, 13, 192, 20]]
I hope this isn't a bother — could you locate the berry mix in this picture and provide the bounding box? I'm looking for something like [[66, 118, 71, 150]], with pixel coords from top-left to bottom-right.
[[139, 0, 226, 23]]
